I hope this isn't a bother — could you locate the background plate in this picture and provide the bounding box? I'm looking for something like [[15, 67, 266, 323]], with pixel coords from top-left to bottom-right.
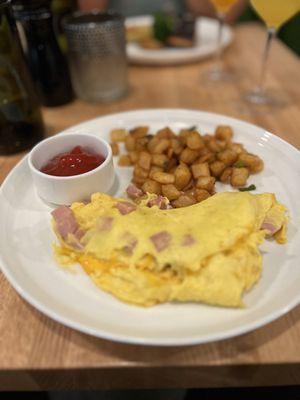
[[0, 109, 299, 346], [126, 16, 233, 65]]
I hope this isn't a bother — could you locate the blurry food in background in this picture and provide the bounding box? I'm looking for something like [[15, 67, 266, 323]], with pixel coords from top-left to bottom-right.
[[63, 11, 128, 103], [11, 0, 74, 107], [0, 0, 44, 155], [245, 0, 300, 105], [111, 125, 264, 207], [126, 12, 196, 49]]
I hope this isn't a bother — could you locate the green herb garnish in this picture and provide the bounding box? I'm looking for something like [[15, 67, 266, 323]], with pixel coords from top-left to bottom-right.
[[239, 184, 256, 192], [233, 160, 246, 168], [153, 12, 174, 43]]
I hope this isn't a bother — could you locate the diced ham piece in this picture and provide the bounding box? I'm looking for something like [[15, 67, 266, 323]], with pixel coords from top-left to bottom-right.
[[115, 201, 137, 215], [98, 216, 114, 231], [147, 196, 168, 210], [122, 232, 138, 254], [126, 184, 144, 199], [261, 221, 280, 236], [182, 234, 196, 246], [52, 206, 84, 249], [150, 231, 171, 252]]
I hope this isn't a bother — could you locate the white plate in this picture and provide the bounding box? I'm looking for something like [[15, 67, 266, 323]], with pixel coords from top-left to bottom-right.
[[126, 16, 233, 65], [1, 109, 299, 346]]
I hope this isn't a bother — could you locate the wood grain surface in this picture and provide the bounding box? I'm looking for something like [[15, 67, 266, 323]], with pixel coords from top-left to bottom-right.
[[0, 24, 299, 391]]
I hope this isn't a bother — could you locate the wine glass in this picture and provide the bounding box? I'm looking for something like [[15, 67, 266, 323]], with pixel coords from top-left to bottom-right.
[[246, 0, 300, 104], [206, 0, 240, 81]]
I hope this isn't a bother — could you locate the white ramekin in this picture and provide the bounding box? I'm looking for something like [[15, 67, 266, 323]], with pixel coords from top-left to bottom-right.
[[28, 133, 115, 205]]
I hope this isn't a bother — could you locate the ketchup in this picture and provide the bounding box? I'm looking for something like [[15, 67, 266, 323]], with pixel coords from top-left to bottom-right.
[[41, 146, 105, 176]]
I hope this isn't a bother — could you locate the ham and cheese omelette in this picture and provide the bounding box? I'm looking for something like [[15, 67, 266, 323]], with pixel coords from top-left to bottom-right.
[[52, 192, 287, 308]]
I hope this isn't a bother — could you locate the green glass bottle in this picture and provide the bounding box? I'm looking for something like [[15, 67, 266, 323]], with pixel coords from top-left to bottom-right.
[[0, 0, 44, 155]]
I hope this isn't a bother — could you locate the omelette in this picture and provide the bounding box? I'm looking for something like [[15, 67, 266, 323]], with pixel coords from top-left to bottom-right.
[[52, 192, 287, 308]]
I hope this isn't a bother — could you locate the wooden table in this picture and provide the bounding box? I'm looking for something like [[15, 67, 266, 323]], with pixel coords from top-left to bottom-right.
[[1, 24, 300, 391]]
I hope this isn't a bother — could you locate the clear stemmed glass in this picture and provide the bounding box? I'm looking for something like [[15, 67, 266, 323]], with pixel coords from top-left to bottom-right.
[[246, 0, 300, 104], [206, 0, 240, 81]]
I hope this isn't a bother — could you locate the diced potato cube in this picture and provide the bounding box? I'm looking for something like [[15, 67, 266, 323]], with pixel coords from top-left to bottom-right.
[[129, 151, 139, 163], [195, 176, 215, 192], [149, 166, 163, 178], [186, 131, 204, 150], [135, 137, 149, 151], [134, 165, 149, 179], [180, 148, 199, 164], [172, 195, 196, 208], [125, 135, 136, 151], [110, 142, 119, 156], [153, 139, 170, 154], [138, 151, 152, 170], [142, 180, 161, 195], [170, 138, 184, 155], [230, 167, 249, 187], [110, 128, 127, 142], [220, 167, 233, 183], [209, 161, 226, 178], [217, 149, 238, 166], [147, 136, 160, 153], [162, 184, 181, 200], [152, 154, 169, 168], [215, 125, 233, 142], [238, 153, 264, 174], [130, 126, 149, 139], [156, 127, 175, 139], [195, 189, 211, 202], [118, 155, 131, 166], [174, 163, 192, 190], [207, 138, 222, 153], [151, 171, 175, 184], [191, 162, 210, 178]]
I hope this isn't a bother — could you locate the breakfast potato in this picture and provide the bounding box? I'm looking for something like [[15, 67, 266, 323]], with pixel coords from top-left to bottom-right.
[[209, 161, 226, 178], [186, 131, 204, 150], [156, 127, 174, 139], [149, 166, 164, 178], [174, 163, 192, 190], [196, 176, 215, 192], [238, 153, 264, 174], [220, 167, 233, 184], [217, 149, 238, 166], [215, 125, 233, 142], [196, 152, 216, 164], [116, 123, 264, 207], [180, 148, 199, 165], [230, 167, 249, 187], [178, 129, 190, 145], [138, 151, 151, 170], [110, 128, 127, 142], [207, 138, 222, 153], [134, 165, 149, 179], [118, 155, 131, 166], [125, 135, 136, 151], [152, 171, 175, 184], [162, 184, 181, 200], [142, 180, 162, 195], [152, 154, 169, 168], [195, 189, 211, 202], [110, 142, 119, 156], [191, 162, 210, 178], [135, 137, 149, 151], [130, 126, 149, 139], [129, 151, 139, 164], [153, 139, 170, 154], [229, 143, 246, 155], [172, 194, 196, 208], [170, 138, 184, 155]]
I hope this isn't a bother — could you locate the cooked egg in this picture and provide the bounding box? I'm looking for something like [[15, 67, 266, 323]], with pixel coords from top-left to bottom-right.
[[52, 192, 287, 308]]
